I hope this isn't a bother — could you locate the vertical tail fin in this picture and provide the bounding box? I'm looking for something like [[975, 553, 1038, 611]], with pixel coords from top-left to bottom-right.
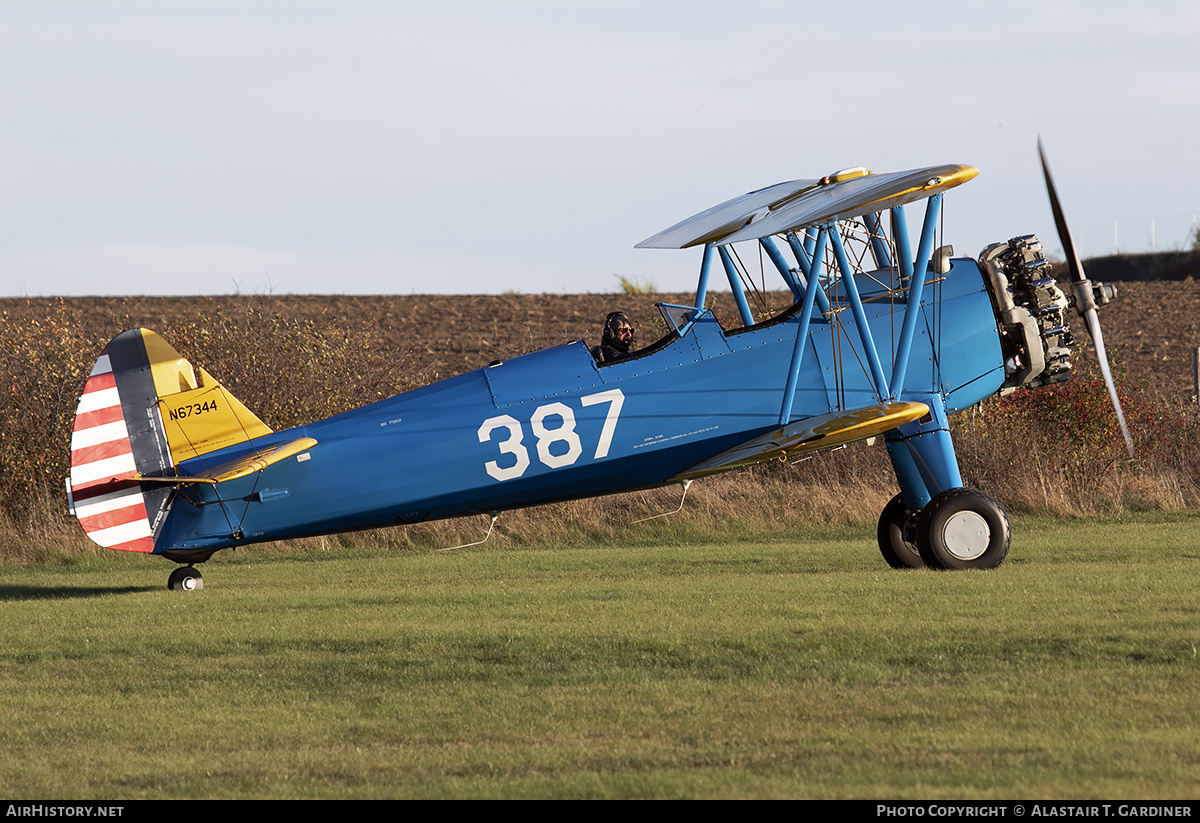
[[67, 329, 272, 553]]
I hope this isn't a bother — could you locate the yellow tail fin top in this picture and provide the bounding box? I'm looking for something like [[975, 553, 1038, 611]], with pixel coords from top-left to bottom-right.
[[140, 330, 273, 463]]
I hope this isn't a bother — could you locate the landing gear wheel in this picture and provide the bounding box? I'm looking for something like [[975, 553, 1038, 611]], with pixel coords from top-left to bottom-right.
[[167, 566, 204, 591], [916, 488, 1010, 570], [877, 494, 925, 569]]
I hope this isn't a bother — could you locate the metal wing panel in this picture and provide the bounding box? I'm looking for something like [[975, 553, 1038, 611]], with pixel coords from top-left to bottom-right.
[[635, 178, 819, 249], [716, 164, 978, 245], [638, 165, 978, 251], [670, 401, 930, 480]]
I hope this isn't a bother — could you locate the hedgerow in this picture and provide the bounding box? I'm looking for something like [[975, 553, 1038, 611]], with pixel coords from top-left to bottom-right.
[[2, 296, 1198, 561]]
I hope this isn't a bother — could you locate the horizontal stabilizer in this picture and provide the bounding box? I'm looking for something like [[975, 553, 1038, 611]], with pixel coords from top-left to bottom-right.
[[137, 437, 317, 485], [672, 401, 929, 480], [638, 165, 977, 249]]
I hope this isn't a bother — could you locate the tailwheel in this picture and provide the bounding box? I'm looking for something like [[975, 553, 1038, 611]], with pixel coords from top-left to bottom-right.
[[916, 488, 1010, 570], [877, 494, 925, 569], [167, 566, 204, 592]]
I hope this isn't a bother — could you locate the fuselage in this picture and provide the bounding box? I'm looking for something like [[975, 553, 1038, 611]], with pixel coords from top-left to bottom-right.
[[156, 258, 1005, 556]]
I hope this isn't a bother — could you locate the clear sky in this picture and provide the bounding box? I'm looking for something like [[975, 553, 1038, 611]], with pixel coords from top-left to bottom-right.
[[2, 0, 1197, 296]]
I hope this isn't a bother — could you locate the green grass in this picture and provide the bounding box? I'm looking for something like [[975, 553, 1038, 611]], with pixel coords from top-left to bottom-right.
[[2, 514, 1199, 799]]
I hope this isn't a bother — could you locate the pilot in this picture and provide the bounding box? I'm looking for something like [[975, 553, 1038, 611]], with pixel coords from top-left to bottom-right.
[[592, 311, 636, 363]]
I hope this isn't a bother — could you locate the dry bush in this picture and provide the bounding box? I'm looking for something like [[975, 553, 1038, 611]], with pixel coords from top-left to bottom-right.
[[0, 299, 429, 560], [0, 300, 94, 517], [954, 360, 1200, 516], [155, 306, 427, 431]]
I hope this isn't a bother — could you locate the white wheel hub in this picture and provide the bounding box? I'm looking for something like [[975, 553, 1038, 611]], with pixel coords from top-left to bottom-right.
[[940, 511, 990, 560]]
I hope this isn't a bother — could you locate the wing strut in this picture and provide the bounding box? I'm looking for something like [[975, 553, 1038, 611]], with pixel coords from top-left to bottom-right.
[[779, 226, 830, 424], [890, 206, 914, 282], [783, 231, 833, 315], [694, 244, 715, 309], [890, 193, 943, 399], [758, 236, 804, 302], [717, 246, 755, 327], [863, 212, 893, 270], [829, 226, 891, 401]]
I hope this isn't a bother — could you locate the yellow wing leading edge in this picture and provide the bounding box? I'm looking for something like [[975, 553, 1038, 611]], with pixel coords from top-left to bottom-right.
[[672, 401, 930, 480]]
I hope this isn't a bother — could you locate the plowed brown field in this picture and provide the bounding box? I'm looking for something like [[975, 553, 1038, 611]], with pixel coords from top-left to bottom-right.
[[1095, 280, 1200, 402], [5, 281, 1196, 400]]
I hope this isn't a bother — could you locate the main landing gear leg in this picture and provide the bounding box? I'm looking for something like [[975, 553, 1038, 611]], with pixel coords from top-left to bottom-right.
[[167, 566, 204, 591], [880, 395, 1010, 570]]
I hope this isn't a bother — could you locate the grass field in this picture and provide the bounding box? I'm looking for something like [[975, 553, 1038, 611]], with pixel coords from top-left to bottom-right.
[[2, 514, 1198, 799]]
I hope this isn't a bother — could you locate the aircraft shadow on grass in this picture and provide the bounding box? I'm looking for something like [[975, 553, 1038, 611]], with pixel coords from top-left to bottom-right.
[[0, 584, 159, 602]]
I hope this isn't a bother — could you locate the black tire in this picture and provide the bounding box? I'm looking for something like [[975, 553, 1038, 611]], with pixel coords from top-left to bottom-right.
[[877, 494, 925, 569], [167, 566, 204, 591], [916, 488, 1010, 570]]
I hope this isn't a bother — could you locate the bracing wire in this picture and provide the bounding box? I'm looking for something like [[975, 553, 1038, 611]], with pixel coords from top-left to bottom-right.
[[728, 244, 771, 319]]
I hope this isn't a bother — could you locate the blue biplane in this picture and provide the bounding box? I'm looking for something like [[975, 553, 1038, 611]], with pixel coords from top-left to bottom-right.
[[67, 147, 1128, 590]]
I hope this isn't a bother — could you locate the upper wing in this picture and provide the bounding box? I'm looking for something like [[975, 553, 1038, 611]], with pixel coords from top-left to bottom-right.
[[670, 401, 929, 480], [637, 165, 977, 249], [635, 178, 819, 249]]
